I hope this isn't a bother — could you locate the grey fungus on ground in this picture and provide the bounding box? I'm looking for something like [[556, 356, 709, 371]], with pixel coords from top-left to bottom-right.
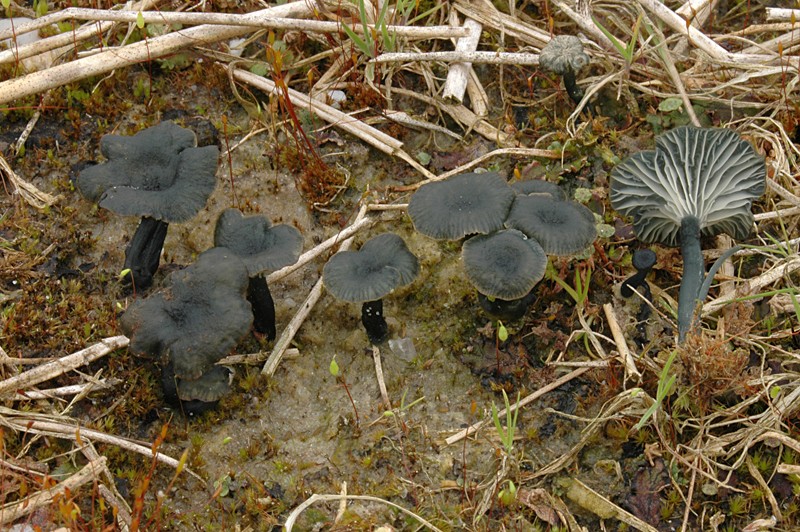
[[214, 207, 303, 340], [621, 249, 657, 298], [161, 364, 233, 417], [610, 126, 766, 342], [504, 194, 597, 256], [539, 35, 589, 105], [76, 121, 219, 290], [511, 179, 567, 200], [120, 247, 252, 413], [323, 232, 419, 345], [462, 229, 547, 321], [407, 172, 515, 240]]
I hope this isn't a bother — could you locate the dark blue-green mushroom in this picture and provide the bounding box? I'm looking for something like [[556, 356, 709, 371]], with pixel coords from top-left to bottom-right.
[[610, 126, 766, 342], [462, 229, 547, 321], [408, 172, 515, 240], [120, 247, 252, 414], [214, 208, 303, 340], [76, 121, 219, 290], [323, 233, 419, 345], [504, 194, 597, 256]]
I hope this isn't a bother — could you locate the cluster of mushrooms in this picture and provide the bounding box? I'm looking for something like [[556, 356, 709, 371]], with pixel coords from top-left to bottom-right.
[[407, 172, 598, 322], [75, 117, 766, 414]]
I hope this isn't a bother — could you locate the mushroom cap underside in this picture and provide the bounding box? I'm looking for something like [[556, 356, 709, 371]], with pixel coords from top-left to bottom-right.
[[462, 229, 547, 300], [323, 232, 419, 303], [610, 126, 766, 246], [214, 208, 303, 275], [408, 172, 515, 240], [504, 194, 597, 255], [121, 247, 252, 380]]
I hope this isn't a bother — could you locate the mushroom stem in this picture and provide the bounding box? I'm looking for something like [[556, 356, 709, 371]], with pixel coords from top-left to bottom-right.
[[477, 291, 536, 322], [563, 69, 584, 105], [678, 216, 704, 342], [361, 300, 389, 345], [621, 249, 657, 298], [123, 216, 168, 290], [248, 275, 277, 340]]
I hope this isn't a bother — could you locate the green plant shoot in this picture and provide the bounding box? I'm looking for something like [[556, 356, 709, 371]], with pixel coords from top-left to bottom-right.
[[634, 349, 677, 430], [593, 13, 642, 65], [492, 389, 520, 455], [329, 356, 340, 377]]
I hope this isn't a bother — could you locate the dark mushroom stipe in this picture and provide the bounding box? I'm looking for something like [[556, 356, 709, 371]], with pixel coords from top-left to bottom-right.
[[122, 216, 168, 290], [678, 216, 704, 342], [160, 363, 219, 417], [477, 291, 537, 322], [361, 300, 389, 345], [621, 249, 657, 298], [562, 69, 584, 105], [248, 274, 277, 340]]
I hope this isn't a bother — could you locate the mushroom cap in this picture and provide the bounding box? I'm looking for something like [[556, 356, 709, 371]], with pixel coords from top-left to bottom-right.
[[504, 194, 597, 255], [407, 172, 516, 240], [539, 35, 589, 75], [177, 365, 232, 403], [121, 247, 252, 380], [214, 208, 303, 276], [632, 249, 657, 271], [610, 126, 766, 246], [323, 232, 419, 303], [462, 229, 547, 300], [76, 121, 219, 223], [511, 179, 567, 200]]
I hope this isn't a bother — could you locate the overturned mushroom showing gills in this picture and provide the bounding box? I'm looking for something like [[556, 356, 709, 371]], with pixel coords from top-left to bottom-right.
[[323, 233, 419, 345], [120, 247, 252, 412], [76, 121, 219, 289], [462, 229, 547, 321], [539, 35, 589, 105], [504, 194, 597, 256], [214, 208, 303, 340], [610, 126, 766, 342], [408, 172, 515, 240]]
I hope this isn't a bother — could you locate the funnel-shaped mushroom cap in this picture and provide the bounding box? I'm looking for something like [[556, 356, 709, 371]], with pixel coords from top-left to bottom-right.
[[505, 195, 597, 255], [408, 172, 515, 240], [77, 121, 219, 223], [121, 247, 252, 380], [177, 365, 232, 402], [539, 35, 589, 75], [611, 126, 766, 246], [323, 233, 419, 303], [214, 208, 303, 276], [462, 229, 547, 300], [511, 179, 567, 200]]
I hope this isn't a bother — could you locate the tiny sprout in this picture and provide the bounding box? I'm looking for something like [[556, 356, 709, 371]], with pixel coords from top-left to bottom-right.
[[770, 385, 782, 400], [118, 268, 132, 281], [222, 436, 232, 445], [136, 11, 145, 29], [497, 321, 509, 342], [498, 480, 517, 506], [329, 356, 340, 378]]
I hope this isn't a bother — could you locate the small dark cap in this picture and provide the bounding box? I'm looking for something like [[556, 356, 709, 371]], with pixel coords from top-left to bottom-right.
[[214, 208, 303, 276], [462, 229, 547, 300], [505, 195, 597, 256], [408, 172, 515, 240], [177, 365, 232, 403], [323, 233, 419, 303], [511, 179, 567, 200], [539, 35, 589, 75]]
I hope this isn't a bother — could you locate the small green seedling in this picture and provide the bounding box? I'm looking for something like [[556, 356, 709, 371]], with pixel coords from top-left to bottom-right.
[[593, 13, 642, 65], [634, 349, 677, 430], [498, 479, 517, 506], [330, 355, 360, 427], [497, 321, 509, 343], [492, 389, 521, 456]]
